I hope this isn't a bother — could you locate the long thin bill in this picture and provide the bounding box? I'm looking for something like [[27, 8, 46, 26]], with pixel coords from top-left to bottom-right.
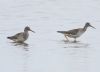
[[30, 30, 35, 33], [90, 25, 96, 29]]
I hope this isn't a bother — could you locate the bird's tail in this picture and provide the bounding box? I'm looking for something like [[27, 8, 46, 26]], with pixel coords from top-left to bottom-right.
[[7, 37, 13, 39], [57, 31, 67, 34]]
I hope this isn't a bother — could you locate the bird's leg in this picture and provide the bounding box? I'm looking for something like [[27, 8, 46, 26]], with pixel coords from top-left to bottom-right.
[[74, 38, 77, 42], [64, 34, 69, 41]]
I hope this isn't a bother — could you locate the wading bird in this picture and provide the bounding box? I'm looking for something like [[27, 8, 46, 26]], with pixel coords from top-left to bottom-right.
[[7, 26, 35, 43], [57, 22, 95, 42]]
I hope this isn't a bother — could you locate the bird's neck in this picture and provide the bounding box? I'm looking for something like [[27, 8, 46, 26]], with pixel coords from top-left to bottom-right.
[[83, 25, 88, 31], [24, 30, 29, 35], [24, 30, 29, 40], [24, 30, 28, 33]]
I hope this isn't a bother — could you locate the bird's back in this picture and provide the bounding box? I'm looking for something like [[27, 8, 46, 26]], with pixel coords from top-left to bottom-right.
[[57, 28, 85, 38], [57, 28, 79, 35], [7, 32, 26, 42]]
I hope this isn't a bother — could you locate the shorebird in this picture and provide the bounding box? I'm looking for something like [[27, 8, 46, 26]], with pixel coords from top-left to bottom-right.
[[57, 22, 95, 42], [7, 26, 35, 43]]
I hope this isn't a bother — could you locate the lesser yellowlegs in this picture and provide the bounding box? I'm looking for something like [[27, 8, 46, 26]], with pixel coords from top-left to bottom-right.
[[57, 22, 95, 42], [7, 26, 35, 43]]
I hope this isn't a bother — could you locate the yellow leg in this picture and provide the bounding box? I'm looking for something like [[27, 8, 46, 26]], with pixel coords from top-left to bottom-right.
[[64, 34, 69, 41]]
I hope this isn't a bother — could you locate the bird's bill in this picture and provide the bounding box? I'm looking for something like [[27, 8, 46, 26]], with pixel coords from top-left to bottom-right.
[[30, 30, 35, 33], [90, 25, 96, 29]]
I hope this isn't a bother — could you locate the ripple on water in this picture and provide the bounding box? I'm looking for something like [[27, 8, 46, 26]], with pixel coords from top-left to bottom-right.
[[58, 40, 90, 48], [9, 42, 31, 72]]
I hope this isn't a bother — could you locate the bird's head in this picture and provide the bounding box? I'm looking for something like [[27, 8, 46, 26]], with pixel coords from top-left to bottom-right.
[[85, 22, 96, 29], [24, 26, 35, 33]]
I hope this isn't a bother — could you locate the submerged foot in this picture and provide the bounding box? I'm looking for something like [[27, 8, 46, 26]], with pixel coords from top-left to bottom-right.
[[73, 40, 80, 43]]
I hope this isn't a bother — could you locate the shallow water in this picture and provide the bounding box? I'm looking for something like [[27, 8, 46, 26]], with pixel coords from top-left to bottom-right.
[[0, 0, 100, 72]]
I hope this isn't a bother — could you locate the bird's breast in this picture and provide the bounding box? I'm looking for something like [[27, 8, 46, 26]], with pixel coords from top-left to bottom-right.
[[76, 30, 85, 37], [23, 32, 29, 40]]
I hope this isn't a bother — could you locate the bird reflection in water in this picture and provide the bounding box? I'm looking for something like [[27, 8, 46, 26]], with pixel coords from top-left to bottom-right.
[[9, 42, 30, 72], [62, 40, 90, 48], [11, 42, 29, 51]]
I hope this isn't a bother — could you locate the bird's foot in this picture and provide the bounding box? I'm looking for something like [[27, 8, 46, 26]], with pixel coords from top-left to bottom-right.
[[73, 40, 80, 43], [63, 40, 69, 42]]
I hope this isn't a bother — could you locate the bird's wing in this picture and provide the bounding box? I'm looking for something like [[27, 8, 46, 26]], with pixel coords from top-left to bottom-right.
[[12, 32, 24, 39], [66, 29, 79, 35], [57, 29, 79, 35]]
